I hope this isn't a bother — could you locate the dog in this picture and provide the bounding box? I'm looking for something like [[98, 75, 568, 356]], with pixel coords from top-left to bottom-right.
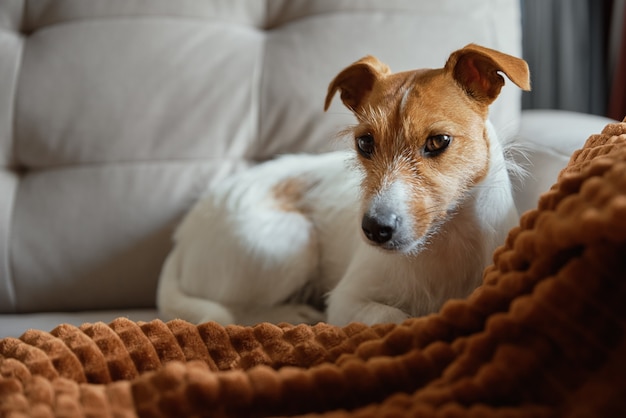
[[157, 44, 530, 326]]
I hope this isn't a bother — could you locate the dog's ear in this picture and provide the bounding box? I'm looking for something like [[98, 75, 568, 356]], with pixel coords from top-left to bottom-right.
[[445, 43, 530, 105], [324, 55, 391, 112]]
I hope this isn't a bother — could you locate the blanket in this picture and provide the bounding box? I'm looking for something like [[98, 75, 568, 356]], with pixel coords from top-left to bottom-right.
[[1, 118, 626, 417]]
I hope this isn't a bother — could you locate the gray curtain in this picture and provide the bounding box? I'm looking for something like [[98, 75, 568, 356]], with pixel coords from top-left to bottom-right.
[[521, 0, 611, 116], [608, 0, 626, 120]]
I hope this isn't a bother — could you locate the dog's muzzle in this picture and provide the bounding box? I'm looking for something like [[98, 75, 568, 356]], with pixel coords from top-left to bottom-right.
[[361, 180, 419, 253]]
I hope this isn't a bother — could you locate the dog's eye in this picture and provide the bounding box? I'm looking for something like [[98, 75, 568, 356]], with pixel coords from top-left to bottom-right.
[[356, 134, 375, 158], [424, 134, 452, 156]]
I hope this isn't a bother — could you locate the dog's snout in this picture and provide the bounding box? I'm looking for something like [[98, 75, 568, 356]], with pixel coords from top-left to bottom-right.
[[362, 211, 400, 244]]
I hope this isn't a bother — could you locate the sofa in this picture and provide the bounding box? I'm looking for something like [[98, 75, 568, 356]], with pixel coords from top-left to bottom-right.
[[0, 1, 616, 337], [3, 1, 626, 417]]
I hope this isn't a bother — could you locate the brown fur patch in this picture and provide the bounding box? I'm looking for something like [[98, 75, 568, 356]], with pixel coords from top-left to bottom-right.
[[272, 177, 311, 214]]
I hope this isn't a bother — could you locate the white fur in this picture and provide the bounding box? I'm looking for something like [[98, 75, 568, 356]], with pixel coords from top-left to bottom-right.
[[157, 121, 518, 326]]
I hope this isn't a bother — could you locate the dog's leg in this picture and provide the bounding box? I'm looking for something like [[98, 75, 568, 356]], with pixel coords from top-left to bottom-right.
[[158, 246, 326, 326], [157, 250, 236, 324], [325, 246, 411, 326]]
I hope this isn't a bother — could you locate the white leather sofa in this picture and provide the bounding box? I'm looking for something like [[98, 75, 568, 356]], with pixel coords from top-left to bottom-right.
[[0, 0, 614, 337]]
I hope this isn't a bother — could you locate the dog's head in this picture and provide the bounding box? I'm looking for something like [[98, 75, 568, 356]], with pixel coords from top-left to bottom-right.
[[325, 44, 530, 254]]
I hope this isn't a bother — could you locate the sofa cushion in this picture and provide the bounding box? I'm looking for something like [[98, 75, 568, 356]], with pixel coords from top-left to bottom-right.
[[0, 0, 522, 313], [513, 110, 619, 215]]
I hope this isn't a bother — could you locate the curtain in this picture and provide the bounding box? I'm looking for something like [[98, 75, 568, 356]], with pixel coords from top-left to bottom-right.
[[608, 1, 626, 120], [521, 0, 616, 116]]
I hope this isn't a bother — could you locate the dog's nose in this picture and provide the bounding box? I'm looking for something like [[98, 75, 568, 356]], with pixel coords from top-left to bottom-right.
[[361, 212, 400, 244]]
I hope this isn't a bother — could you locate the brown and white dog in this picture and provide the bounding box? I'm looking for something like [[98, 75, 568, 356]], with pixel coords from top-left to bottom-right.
[[157, 44, 530, 326]]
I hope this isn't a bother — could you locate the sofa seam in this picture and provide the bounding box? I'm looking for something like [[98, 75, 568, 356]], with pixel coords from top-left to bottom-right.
[[21, 14, 267, 37], [3, 21, 27, 314], [250, 3, 267, 162]]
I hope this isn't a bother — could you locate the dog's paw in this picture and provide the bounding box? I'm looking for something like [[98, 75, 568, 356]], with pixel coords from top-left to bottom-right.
[[354, 304, 409, 325], [327, 300, 409, 326], [287, 304, 328, 325], [371, 306, 410, 325], [235, 304, 326, 326]]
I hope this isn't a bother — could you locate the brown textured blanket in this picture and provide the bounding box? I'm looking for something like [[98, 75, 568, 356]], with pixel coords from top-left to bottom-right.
[[2, 119, 626, 417]]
